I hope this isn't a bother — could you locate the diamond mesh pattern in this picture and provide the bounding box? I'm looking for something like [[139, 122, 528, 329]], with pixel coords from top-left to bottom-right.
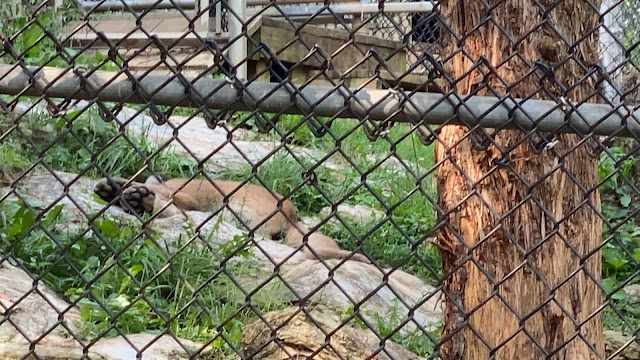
[[1, 0, 640, 359]]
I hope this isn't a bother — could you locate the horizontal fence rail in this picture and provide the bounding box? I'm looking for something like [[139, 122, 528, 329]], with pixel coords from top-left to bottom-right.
[[2, 64, 638, 136]]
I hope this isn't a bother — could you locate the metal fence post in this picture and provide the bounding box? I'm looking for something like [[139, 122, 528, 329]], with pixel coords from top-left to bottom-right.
[[228, 0, 247, 80]]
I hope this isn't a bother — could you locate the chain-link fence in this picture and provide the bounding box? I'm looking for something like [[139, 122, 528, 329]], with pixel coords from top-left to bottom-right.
[[1, 0, 640, 359]]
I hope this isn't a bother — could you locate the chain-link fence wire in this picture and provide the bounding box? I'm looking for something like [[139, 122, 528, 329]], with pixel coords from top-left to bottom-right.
[[1, 0, 640, 359]]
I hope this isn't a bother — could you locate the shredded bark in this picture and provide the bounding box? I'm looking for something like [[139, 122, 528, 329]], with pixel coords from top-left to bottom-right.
[[436, 0, 604, 358]]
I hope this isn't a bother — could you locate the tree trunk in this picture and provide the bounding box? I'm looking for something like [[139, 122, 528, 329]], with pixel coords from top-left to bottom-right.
[[435, 0, 604, 359]]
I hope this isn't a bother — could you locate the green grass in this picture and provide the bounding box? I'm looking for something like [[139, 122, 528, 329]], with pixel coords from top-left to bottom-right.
[[0, 197, 288, 358], [342, 301, 443, 358], [1, 107, 197, 182], [216, 115, 442, 280]]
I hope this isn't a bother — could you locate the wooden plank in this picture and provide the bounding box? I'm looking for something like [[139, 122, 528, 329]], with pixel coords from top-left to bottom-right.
[[67, 16, 208, 35], [64, 13, 227, 48], [378, 70, 444, 92], [309, 68, 377, 79], [65, 30, 228, 48], [150, 17, 194, 33], [65, 12, 260, 49], [261, 17, 400, 49], [248, 0, 356, 5], [97, 11, 199, 21], [246, 16, 263, 37], [307, 68, 444, 91], [251, 59, 271, 82], [76, 0, 357, 11], [252, 18, 406, 74]]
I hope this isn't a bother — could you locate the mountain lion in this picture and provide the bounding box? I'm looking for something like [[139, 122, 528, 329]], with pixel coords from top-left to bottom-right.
[[94, 176, 370, 263]]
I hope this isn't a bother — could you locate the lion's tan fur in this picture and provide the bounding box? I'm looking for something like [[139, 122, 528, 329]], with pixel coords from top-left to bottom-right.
[[98, 177, 369, 263]]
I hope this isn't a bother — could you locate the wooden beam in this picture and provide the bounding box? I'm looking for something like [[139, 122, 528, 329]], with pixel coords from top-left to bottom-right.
[[65, 31, 229, 48]]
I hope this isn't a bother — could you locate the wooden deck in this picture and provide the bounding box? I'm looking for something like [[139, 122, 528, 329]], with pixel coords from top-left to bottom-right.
[[63, 12, 443, 90], [249, 17, 407, 74]]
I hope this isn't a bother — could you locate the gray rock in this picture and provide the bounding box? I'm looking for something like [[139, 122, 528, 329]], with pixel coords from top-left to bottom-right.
[[604, 330, 640, 360], [120, 108, 345, 173], [0, 257, 205, 360], [623, 284, 640, 301]]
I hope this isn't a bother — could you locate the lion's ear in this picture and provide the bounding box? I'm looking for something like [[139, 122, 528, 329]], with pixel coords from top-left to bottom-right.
[[145, 175, 164, 185]]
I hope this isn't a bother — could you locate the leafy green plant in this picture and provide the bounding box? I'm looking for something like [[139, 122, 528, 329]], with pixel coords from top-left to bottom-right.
[[1, 5, 120, 70], [597, 145, 640, 332], [599, 146, 640, 280]]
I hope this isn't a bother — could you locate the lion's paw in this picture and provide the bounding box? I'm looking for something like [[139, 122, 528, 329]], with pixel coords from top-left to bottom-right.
[[94, 178, 156, 216]]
